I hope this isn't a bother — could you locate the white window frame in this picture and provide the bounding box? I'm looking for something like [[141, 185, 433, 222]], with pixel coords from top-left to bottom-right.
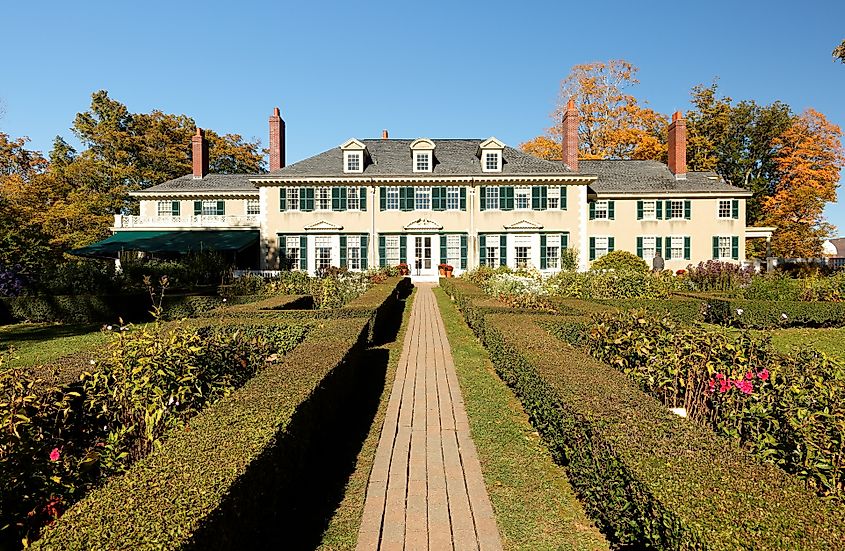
[[385, 187, 400, 211], [346, 235, 361, 270], [287, 187, 300, 211], [246, 198, 260, 215], [415, 187, 432, 210], [315, 236, 333, 271], [446, 234, 461, 267], [718, 236, 732, 260], [413, 151, 432, 173], [201, 200, 220, 216], [482, 151, 501, 172], [669, 236, 685, 260], [642, 200, 657, 220], [641, 235, 657, 261], [515, 187, 530, 210], [486, 186, 500, 210], [446, 186, 461, 211], [515, 246, 531, 268], [347, 187, 360, 210], [385, 235, 400, 266], [284, 236, 301, 270], [344, 151, 362, 173], [157, 201, 176, 216], [546, 234, 561, 269], [547, 187, 560, 210], [717, 199, 732, 219], [594, 200, 609, 220], [594, 236, 610, 259], [668, 200, 685, 220], [316, 187, 331, 211]]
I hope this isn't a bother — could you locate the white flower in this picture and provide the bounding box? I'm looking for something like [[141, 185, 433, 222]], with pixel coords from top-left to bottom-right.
[[222, 298, 227, 303], [736, 308, 744, 315], [89, 359, 96, 365], [106, 325, 113, 331], [781, 313, 788, 320], [120, 326, 128, 332], [168, 396, 175, 406]]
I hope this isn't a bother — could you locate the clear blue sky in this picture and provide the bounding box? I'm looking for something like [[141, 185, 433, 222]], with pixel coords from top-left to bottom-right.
[[2, 0, 843, 232]]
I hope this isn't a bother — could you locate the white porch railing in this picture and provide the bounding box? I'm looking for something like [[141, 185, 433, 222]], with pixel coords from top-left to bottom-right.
[[114, 214, 259, 229], [233, 270, 283, 278]]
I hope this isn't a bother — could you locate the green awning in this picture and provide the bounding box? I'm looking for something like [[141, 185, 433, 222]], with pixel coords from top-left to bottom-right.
[[71, 230, 259, 258]]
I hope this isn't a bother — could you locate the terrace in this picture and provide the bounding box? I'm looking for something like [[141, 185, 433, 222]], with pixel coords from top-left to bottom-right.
[[112, 214, 260, 230]]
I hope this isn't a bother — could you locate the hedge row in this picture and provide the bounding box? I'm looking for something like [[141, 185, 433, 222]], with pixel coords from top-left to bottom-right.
[[0, 293, 152, 324], [32, 277, 410, 550], [439, 278, 845, 550], [702, 297, 845, 328], [587, 297, 705, 323]]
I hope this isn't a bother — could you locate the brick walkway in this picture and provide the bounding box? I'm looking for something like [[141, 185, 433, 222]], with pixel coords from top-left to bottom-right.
[[356, 284, 502, 551]]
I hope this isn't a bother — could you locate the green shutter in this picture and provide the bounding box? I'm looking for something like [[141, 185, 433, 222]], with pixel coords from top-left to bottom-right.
[[278, 234, 287, 269], [479, 235, 487, 265], [637, 201, 644, 220], [589, 237, 596, 261], [300, 236, 307, 271], [684, 200, 691, 220], [541, 186, 548, 209], [732, 199, 739, 219], [360, 235, 368, 270], [379, 188, 386, 211], [636, 236, 643, 258], [301, 188, 314, 212], [279, 188, 287, 211], [732, 236, 739, 260], [172, 201, 180, 216], [479, 187, 486, 211], [360, 187, 367, 211], [400, 187, 412, 212], [684, 236, 691, 260], [332, 187, 342, 211], [608, 237, 615, 252], [460, 187, 466, 210], [499, 235, 507, 267], [440, 234, 448, 264], [608, 201, 615, 220], [713, 236, 720, 259], [339, 235, 347, 267], [194, 201, 202, 215], [400, 235, 407, 263], [379, 235, 386, 267], [665, 237, 672, 259], [655, 237, 662, 256], [502, 187, 514, 211], [589, 202, 596, 220], [532, 187, 541, 210], [217, 201, 225, 215], [560, 186, 567, 210], [562, 233, 569, 249], [460, 234, 467, 269], [433, 187, 445, 211], [656, 200, 663, 220], [540, 234, 547, 269], [341, 187, 347, 210]]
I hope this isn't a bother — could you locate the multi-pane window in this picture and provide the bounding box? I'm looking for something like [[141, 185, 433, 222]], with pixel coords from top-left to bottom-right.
[[283, 236, 300, 270], [415, 152, 430, 172], [346, 153, 360, 172], [385, 235, 401, 266], [594, 237, 610, 259], [446, 187, 461, 210], [718, 199, 732, 219], [718, 236, 732, 259], [486, 187, 500, 210], [547, 187, 560, 210], [642, 200, 657, 220], [593, 200, 609, 219], [415, 187, 431, 210], [446, 235, 461, 267], [546, 234, 561, 268], [669, 236, 685, 260], [515, 247, 530, 268], [315, 236, 333, 271], [157, 201, 176, 216], [485, 152, 499, 171], [246, 199, 260, 215], [347, 236, 361, 270], [515, 187, 530, 210], [287, 188, 300, 210], [316, 187, 331, 211], [641, 236, 657, 261], [347, 187, 360, 210], [485, 235, 499, 267], [668, 200, 685, 219], [201, 200, 220, 216], [386, 187, 399, 211]]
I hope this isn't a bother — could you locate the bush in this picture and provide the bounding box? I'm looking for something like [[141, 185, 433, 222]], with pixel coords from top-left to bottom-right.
[[30, 260, 121, 296], [702, 298, 845, 328], [742, 273, 801, 301], [799, 272, 845, 302], [589, 250, 648, 273], [1, 294, 152, 324], [120, 251, 230, 289], [681, 260, 753, 292], [0, 263, 26, 297], [545, 270, 679, 299]]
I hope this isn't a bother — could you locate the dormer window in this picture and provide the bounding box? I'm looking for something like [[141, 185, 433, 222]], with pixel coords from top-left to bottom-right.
[[479, 137, 505, 172], [340, 138, 367, 173], [410, 138, 436, 173]]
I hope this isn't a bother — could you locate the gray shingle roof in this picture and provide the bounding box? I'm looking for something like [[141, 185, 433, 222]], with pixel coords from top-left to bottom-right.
[[255, 139, 573, 179], [581, 160, 749, 195], [134, 174, 258, 194]]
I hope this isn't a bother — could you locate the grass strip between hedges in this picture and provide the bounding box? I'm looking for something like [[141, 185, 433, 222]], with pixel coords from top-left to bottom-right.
[[0, 322, 108, 368], [434, 288, 608, 551], [316, 288, 417, 550]]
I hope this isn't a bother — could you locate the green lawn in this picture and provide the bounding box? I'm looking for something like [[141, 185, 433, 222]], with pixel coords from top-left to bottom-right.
[[762, 327, 845, 360], [0, 322, 109, 368], [435, 288, 608, 551]]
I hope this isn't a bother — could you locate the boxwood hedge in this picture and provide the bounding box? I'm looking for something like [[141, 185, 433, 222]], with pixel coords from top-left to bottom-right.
[[702, 297, 845, 328], [442, 278, 845, 550], [0, 293, 152, 324]]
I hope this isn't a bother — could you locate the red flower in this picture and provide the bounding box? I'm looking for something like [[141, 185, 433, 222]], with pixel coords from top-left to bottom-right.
[[49, 448, 61, 462], [745, 372, 754, 380], [758, 369, 770, 381]]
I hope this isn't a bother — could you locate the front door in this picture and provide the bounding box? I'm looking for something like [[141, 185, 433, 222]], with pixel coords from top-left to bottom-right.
[[412, 235, 434, 276]]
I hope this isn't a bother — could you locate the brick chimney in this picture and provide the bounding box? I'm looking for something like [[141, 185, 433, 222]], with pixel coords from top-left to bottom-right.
[[668, 111, 687, 179], [561, 98, 579, 171], [382, 129, 389, 139], [269, 107, 286, 171], [192, 128, 208, 179]]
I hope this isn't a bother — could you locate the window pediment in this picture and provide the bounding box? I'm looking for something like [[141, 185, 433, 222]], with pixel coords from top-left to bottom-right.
[[503, 219, 543, 231], [304, 220, 344, 231], [479, 137, 505, 172], [403, 218, 443, 231]]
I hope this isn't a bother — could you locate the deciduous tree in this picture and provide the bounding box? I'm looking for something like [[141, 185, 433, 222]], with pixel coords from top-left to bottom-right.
[[834, 39, 845, 63]]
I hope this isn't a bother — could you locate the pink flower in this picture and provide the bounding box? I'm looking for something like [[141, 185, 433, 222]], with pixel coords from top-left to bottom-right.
[[719, 381, 731, 393], [715, 373, 725, 380], [745, 372, 754, 380], [708, 380, 716, 392], [758, 369, 770, 381], [49, 448, 61, 462], [737, 380, 754, 394]]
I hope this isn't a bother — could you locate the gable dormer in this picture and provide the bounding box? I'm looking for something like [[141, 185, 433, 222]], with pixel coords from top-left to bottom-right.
[[410, 138, 436, 173], [341, 138, 367, 173], [478, 137, 505, 172]]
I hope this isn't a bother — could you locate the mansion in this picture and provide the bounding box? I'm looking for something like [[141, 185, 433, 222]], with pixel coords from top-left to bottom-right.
[[77, 103, 767, 279]]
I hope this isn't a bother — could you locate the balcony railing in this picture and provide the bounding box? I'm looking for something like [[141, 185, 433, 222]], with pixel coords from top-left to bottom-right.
[[114, 214, 260, 229]]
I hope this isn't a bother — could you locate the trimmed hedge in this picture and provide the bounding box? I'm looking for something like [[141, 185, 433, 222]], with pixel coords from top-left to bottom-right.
[[443, 279, 845, 549], [31, 278, 410, 549], [589, 297, 705, 323], [0, 294, 152, 324], [703, 297, 845, 328]]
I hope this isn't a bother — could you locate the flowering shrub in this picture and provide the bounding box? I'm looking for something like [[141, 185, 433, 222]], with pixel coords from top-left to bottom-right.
[[681, 260, 753, 292], [0, 263, 26, 297], [584, 310, 845, 501], [545, 270, 679, 299]]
